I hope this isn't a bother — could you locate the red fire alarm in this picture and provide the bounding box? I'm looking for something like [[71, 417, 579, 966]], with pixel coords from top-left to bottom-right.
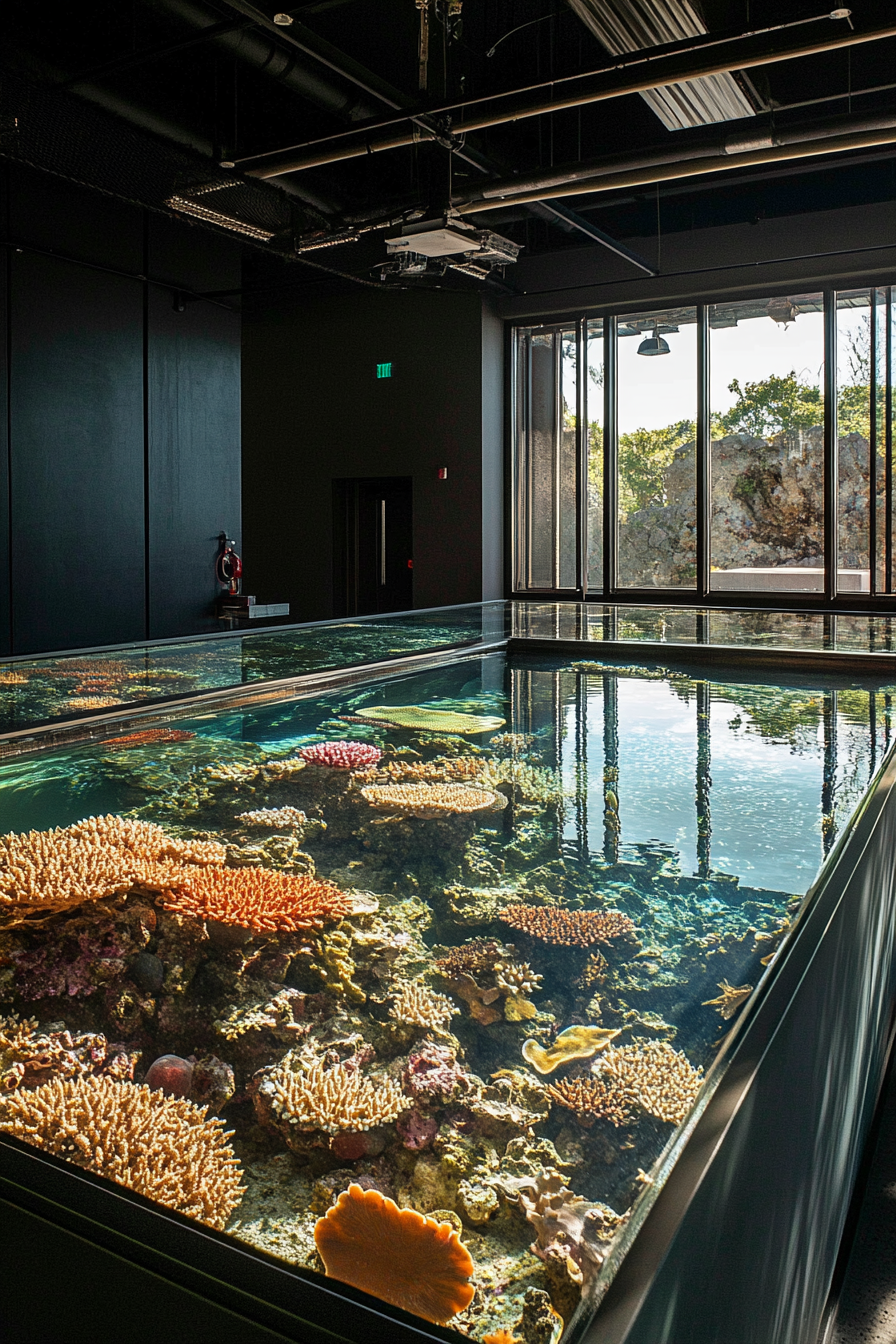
[[438, 467, 448, 480]]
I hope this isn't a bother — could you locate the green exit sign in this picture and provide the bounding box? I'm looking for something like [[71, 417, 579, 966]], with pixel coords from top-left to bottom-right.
[[376, 362, 392, 379]]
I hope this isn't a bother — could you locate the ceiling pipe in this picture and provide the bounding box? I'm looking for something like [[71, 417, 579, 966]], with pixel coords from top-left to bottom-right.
[[454, 108, 896, 206], [243, 12, 896, 178], [141, 0, 380, 122], [454, 114, 896, 214]]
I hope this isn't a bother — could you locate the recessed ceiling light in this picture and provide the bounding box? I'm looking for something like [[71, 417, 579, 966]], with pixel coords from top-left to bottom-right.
[[273, 12, 293, 24], [219, 160, 235, 168]]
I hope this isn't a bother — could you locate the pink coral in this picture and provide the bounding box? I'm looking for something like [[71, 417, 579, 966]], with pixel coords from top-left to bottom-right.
[[397, 1108, 439, 1150], [402, 1043, 473, 1102], [299, 740, 382, 769]]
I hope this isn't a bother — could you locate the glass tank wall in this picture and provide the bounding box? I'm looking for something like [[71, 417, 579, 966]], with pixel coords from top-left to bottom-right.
[[0, 602, 507, 736], [0, 645, 891, 1340], [513, 285, 896, 603]]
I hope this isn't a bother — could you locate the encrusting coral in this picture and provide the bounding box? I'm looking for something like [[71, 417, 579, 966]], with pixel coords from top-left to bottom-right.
[[389, 980, 456, 1032], [268, 1057, 410, 1134], [0, 815, 225, 926], [299, 740, 382, 768], [0, 1075, 244, 1229], [361, 782, 506, 818], [159, 865, 353, 933], [342, 704, 504, 735], [499, 905, 637, 947], [314, 1183, 475, 1324], [522, 1026, 621, 1076], [595, 1041, 703, 1125]]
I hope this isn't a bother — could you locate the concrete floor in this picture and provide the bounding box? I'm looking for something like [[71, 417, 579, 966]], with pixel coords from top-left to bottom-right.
[[830, 1058, 896, 1343]]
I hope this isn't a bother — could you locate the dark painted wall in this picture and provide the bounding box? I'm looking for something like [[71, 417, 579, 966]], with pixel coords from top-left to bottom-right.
[[241, 288, 503, 624], [0, 164, 241, 655]]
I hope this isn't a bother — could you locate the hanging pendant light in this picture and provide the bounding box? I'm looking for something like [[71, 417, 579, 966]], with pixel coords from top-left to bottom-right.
[[637, 323, 670, 356]]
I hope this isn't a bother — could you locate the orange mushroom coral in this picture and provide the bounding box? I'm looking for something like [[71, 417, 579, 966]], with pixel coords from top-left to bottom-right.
[[314, 1184, 474, 1325]]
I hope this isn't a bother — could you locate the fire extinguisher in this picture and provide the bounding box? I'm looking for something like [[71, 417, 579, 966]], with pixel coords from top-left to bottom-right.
[[216, 534, 243, 595]]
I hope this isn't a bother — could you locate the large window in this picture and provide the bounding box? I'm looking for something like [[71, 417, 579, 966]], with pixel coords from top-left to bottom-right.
[[512, 286, 896, 603]]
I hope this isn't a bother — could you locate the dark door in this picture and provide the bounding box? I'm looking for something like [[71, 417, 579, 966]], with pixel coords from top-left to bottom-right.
[[333, 477, 413, 616]]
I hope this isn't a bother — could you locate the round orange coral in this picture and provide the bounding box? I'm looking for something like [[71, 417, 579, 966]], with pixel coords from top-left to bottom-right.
[[314, 1184, 474, 1324], [160, 866, 353, 933]]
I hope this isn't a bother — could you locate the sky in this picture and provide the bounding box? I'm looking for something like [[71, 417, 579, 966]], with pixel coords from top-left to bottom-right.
[[574, 304, 868, 434]]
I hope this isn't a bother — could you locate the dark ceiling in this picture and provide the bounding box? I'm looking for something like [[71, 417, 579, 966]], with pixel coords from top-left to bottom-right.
[[3, 0, 896, 294]]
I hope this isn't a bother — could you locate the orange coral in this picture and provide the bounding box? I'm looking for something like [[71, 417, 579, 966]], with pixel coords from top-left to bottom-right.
[[314, 1184, 474, 1324], [0, 815, 225, 926], [498, 905, 636, 947], [0, 670, 28, 686], [483, 1332, 521, 1344], [103, 728, 196, 749], [160, 865, 353, 933]]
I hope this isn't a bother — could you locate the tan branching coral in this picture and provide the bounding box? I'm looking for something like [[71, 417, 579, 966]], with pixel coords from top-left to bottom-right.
[[269, 1057, 410, 1133], [66, 695, 123, 710], [434, 939, 509, 981], [702, 979, 753, 1020], [361, 782, 505, 818], [160, 866, 353, 934], [595, 1041, 703, 1126], [236, 807, 308, 829], [389, 981, 456, 1031], [495, 960, 542, 1021], [545, 1077, 634, 1128], [488, 732, 534, 755], [499, 904, 637, 947], [0, 1075, 244, 1229], [0, 670, 28, 686], [0, 1014, 137, 1091], [314, 1183, 475, 1324], [206, 758, 306, 784], [478, 759, 564, 804], [0, 815, 225, 926]]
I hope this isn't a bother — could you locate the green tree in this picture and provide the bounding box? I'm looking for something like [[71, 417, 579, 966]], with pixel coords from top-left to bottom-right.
[[714, 372, 823, 438], [617, 420, 695, 520]]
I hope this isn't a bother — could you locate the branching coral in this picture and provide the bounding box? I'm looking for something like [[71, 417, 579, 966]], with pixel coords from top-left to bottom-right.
[[389, 980, 456, 1031], [160, 866, 353, 933], [314, 1183, 475, 1324], [0, 1014, 138, 1091], [65, 695, 123, 710], [299, 740, 382, 768], [595, 1041, 703, 1126], [214, 989, 306, 1041], [0, 815, 225, 926], [702, 979, 753, 1020], [205, 758, 306, 784], [494, 960, 542, 1021], [499, 904, 636, 947], [0, 670, 28, 686], [477, 759, 564, 804], [434, 939, 509, 981], [545, 1077, 634, 1128], [361, 782, 505, 818], [0, 1076, 244, 1229], [488, 732, 534, 755], [269, 1057, 410, 1133], [236, 807, 307, 829]]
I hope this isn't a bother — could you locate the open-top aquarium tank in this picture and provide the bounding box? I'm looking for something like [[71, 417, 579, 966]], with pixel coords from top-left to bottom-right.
[[0, 645, 893, 1343]]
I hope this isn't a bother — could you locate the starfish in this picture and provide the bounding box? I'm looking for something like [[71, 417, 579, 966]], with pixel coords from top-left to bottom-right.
[[702, 980, 753, 1020]]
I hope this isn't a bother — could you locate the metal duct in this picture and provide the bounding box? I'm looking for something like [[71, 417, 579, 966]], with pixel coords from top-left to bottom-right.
[[565, 0, 762, 129], [454, 111, 896, 213], [140, 0, 379, 122]]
